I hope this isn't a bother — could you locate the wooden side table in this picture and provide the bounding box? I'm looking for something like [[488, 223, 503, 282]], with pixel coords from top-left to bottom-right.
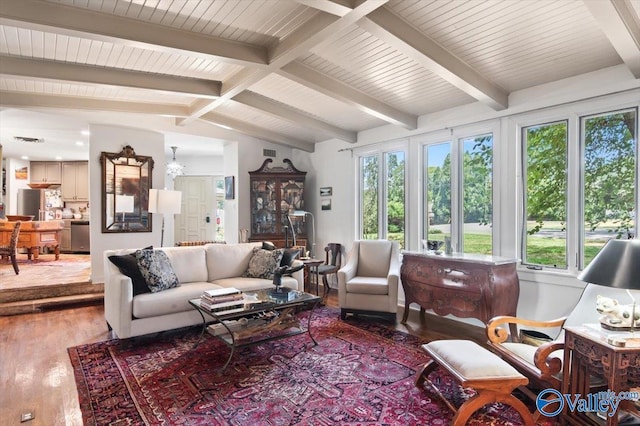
[[562, 326, 640, 426], [301, 259, 323, 296]]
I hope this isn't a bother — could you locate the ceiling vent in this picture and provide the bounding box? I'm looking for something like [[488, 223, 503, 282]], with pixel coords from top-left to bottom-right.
[[14, 136, 44, 143], [263, 148, 276, 157]]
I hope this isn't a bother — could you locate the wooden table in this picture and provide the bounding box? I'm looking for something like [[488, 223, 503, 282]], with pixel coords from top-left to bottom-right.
[[301, 258, 323, 296], [562, 326, 640, 426], [0, 220, 64, 260]]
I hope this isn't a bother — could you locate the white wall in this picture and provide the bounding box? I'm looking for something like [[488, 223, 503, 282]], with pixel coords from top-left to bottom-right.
[[3, 157, 30, 215], [89, 124, 166, 284]]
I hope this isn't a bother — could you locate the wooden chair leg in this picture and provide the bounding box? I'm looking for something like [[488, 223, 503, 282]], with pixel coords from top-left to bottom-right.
[[11, 254, 19, 274]]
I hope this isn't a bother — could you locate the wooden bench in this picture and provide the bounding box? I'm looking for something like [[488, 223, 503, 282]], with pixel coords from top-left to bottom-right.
[[416, 340, 534, 426]]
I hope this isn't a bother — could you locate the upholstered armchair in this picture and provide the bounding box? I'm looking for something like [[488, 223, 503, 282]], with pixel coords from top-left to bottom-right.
[[338, 240, 400, 322], [486, 283, 636, 400]]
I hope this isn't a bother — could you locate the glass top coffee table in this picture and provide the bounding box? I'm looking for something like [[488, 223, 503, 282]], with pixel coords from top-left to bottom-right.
[[189, 288, 321, 371]]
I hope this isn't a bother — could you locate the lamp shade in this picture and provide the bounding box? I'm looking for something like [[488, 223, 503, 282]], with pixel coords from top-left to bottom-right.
[[115, 195, 135, 213], [148, 189, 182, 215], [578, 239, 640, 289]]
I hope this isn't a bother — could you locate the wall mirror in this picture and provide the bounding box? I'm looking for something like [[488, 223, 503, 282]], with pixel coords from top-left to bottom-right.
[[101, 145, 154, 233]]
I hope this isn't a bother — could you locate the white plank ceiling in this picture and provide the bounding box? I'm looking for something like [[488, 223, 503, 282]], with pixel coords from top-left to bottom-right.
[[0, 0, 638, 160]]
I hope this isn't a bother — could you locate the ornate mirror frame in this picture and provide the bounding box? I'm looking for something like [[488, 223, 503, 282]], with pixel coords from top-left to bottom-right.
[[101, 145, 154, 233]]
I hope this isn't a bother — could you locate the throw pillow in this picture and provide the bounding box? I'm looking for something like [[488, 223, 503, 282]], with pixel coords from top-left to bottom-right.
[[136, 248, 180, 293], [262, 241, 277, 251], [108, 246, 153, 296], [244, 247, 284, 279], [280, 248, 300, 267]]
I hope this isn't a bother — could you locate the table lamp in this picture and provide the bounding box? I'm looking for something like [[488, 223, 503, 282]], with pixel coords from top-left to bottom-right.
[[288, 210, 315, 258], [148, 189, 182, 247], [115, 194, 134, 228], [578, 239, 640, 334]]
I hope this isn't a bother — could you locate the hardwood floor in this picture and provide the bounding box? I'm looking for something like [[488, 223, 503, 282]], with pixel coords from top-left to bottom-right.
[[0, 289, 486, 426]]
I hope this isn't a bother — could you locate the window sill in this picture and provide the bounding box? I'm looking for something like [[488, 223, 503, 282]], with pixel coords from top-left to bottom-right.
[[517, 266, 584, 289]]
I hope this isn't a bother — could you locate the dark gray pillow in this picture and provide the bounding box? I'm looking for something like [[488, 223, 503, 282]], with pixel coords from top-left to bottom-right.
[[280, 248, 300, 267], [135, 249, 180, 293], [108, 245, 153, 296]]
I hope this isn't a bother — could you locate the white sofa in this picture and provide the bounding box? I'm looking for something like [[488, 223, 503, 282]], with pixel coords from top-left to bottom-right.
[[104, 242, 303, 339]]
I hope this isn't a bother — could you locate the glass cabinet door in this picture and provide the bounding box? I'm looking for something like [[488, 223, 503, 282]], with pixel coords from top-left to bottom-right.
[[251, 178, 277, 234]]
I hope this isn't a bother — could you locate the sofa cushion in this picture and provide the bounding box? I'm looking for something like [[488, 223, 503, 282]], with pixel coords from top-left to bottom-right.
[[133, 282, 222, 318], [206, 243, 260, 281], [108, 253, 150, 296], [161, 246, 208, 283], [136, 249, 180, 293], [244, 247, 284, 279]]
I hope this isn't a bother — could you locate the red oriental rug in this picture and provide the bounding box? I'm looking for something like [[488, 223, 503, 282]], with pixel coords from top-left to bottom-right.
[[68, 308, 552, 425]]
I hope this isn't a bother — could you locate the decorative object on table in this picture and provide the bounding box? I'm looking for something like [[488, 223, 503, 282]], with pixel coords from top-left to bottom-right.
[[101, 145, 153, 233], [444, 236, 452, 254], [148, 188, 182, 247], [224, 176, 235, 200], [319, 187, 332, 196], [578, 238, 640, 334], [288, 210, 315, 257], [321, 199, 331, 211], [166, 146, 184, 180], [271, 263, 305, 290], [422, 240, 444, 251]]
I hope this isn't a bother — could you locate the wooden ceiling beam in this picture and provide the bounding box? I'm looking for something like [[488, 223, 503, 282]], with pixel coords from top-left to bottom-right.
[[584, 0, 640, 78], [0, 56, 221, 98], [0, 91, 190, 116], [0, 0, 267, 67], [280, 61, 417, 129], [200, 112, 315, 152], [358, 7, 508, 110], [232, 91, 357, 143]]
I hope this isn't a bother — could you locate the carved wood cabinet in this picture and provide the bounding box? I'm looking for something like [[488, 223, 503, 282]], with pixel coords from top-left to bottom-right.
[[248, 158, 306, 247], [400, 252, 519, 325]]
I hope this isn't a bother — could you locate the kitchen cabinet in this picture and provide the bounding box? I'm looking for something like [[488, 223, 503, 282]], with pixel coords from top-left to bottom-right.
[[62, 161, 89, 201], [248, 159, 306, 247], [61, 219, 72, 252], [30, 161, 61, 184]]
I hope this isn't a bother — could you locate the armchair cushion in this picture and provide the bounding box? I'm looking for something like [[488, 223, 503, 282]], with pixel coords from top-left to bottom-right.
[[357, 241, 392, 277], [345, 277, 390, 294]]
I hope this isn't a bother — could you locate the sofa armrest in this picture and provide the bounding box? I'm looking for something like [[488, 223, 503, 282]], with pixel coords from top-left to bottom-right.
[[103, 259, 135, 339], [290, 259, 304, 291]]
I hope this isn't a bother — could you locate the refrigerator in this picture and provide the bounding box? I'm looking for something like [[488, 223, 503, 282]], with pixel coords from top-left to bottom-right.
[[17, 188, 63, 220]]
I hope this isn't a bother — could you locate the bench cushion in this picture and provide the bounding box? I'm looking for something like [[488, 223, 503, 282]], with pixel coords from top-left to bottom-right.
[[424, 340, 525, 380]]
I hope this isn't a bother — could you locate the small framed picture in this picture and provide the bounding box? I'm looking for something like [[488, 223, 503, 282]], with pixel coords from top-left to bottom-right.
[[320, 187, 332, 197], [321, 198, 332, 211], [225, 176, 235, 200]]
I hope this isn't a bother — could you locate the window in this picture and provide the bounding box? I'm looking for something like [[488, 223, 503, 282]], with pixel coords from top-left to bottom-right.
[[581, 109, 637, 267], [423, 134, 493, 255], [522, 108, 637, 270], [358, 149, 406, 248], [522, 121, 568, 268]]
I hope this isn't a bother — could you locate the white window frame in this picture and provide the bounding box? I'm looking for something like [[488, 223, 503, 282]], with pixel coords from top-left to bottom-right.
[[355, 140, 408, 244], [515, 101, 639, 276]]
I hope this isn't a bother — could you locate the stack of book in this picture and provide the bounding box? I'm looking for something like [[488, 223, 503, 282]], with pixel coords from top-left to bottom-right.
[[200, 288, 245, 314]]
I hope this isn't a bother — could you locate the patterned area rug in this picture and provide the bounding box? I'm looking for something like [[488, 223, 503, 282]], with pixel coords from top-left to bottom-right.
[[0, 254, 90, 289], [68, 308, 551, 425]]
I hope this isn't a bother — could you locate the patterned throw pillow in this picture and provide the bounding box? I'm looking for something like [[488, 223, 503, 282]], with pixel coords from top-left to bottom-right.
[[244, 247, 284, 279], [135, 249, 180, 293]]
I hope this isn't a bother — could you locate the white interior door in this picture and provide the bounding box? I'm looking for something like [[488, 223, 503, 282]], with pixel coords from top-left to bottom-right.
[[174, 176, 215, 243]]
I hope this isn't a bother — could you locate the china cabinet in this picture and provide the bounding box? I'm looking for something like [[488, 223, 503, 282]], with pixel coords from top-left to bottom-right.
[[249, 159, 306, 248]]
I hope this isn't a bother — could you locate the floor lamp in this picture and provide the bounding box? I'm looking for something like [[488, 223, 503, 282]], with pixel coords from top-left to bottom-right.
[[148, 189, 182, 247], [289, 210, 316, 258], [115, 195, 134, 229]]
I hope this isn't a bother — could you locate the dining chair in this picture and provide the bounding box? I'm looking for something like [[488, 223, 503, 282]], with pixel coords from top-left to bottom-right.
[[318, 243, 342, 299], [0, 221, 22, 274]]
